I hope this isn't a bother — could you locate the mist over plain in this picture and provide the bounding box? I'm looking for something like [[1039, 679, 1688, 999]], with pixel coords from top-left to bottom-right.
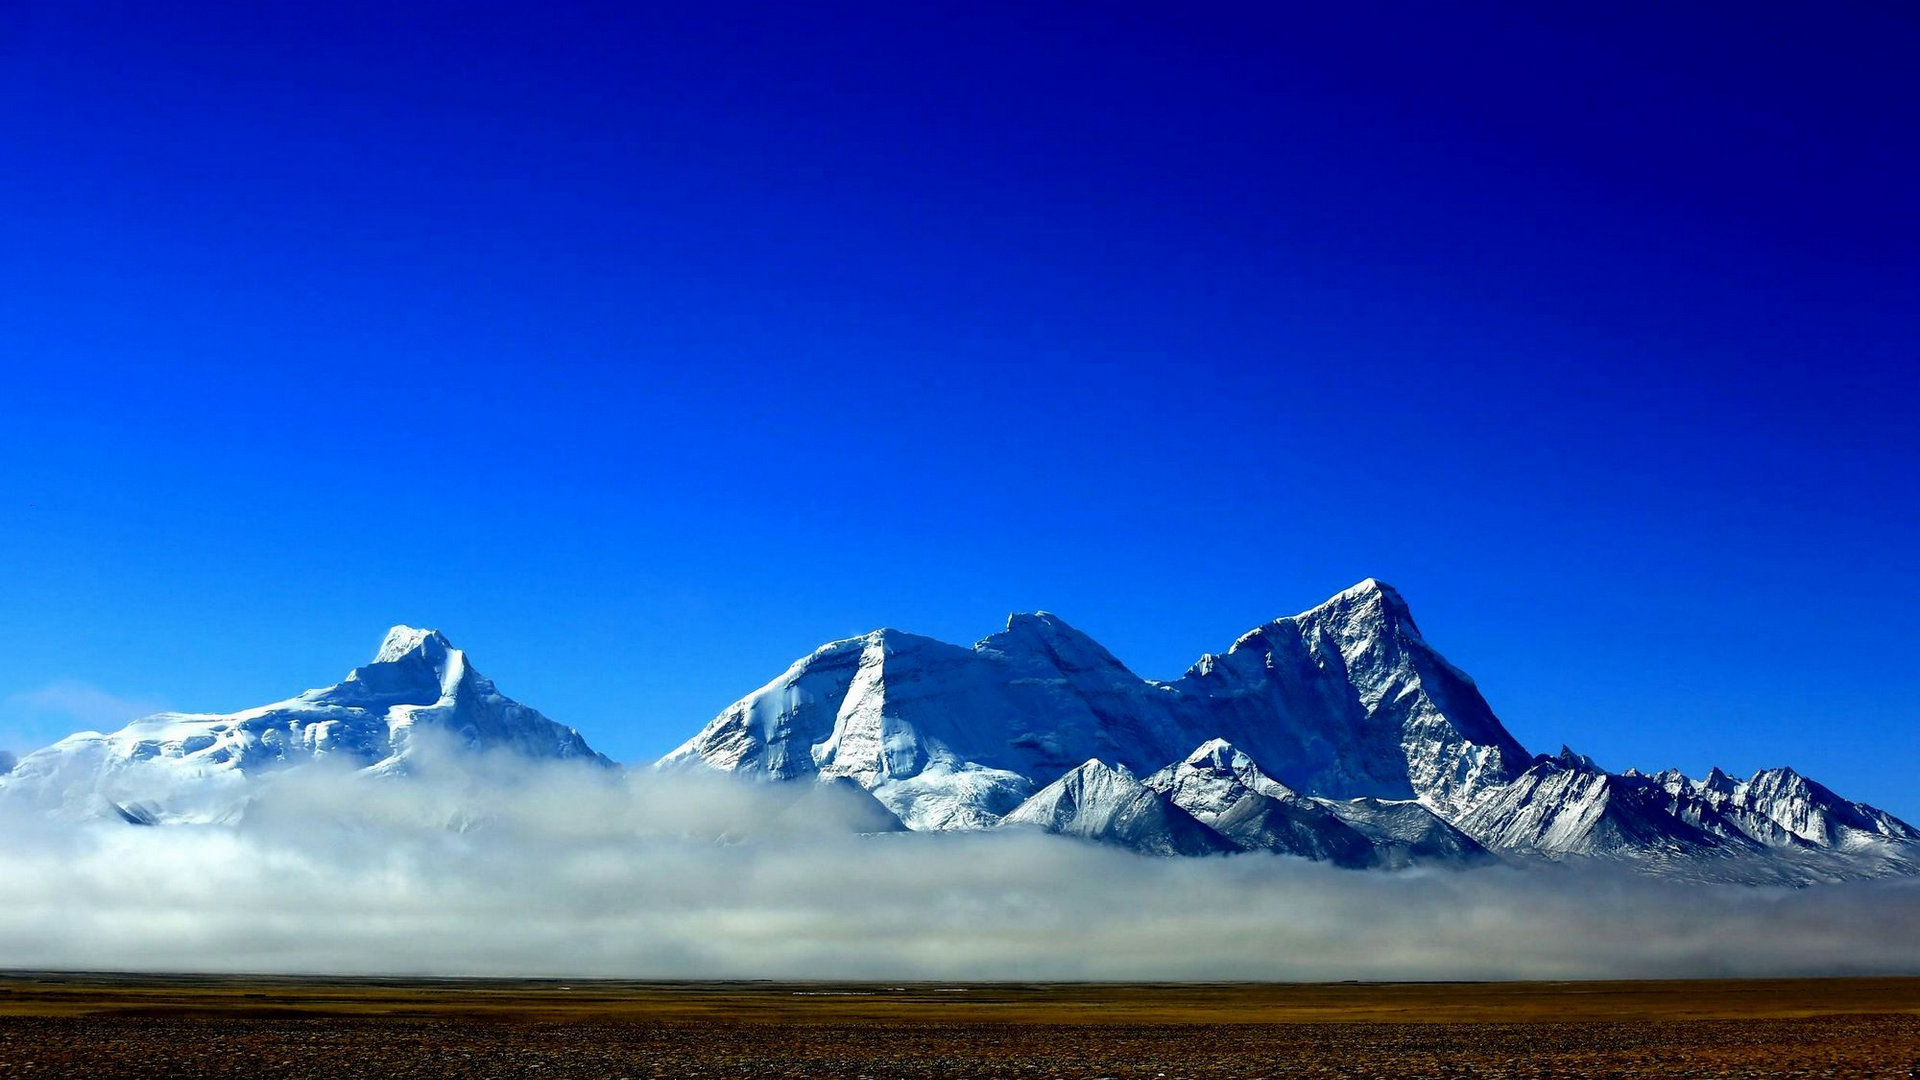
[[2, 751, 1917, 982]]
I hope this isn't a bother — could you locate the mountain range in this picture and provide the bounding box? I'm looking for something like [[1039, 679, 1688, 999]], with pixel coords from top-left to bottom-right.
[[4, 580, 1913, 883]]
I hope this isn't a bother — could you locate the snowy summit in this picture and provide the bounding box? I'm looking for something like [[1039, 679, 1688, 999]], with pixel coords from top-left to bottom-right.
[[0, 625, 607, 823]]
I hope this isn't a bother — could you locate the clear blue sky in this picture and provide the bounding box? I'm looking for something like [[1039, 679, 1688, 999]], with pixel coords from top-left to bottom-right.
[[2, 2, 1915, 817]]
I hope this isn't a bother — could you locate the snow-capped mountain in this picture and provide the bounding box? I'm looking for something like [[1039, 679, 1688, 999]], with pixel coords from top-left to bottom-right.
[[998, 759, 1233, 857], [1445, 747, 1920, 878], [662, 579, 1918, 881], [986, 738, 1479, 867], [0, 626, 609, 823], [1139, 739, 1483, 867], [1654, 765, 1919, 851], [1139, 740, 1376, 866], [656, 612, 1192, 830], [1452, 748, 1739, 858], [1164, 581, 1529, 814], [662, 579, 1529, 830], [3, 582, 1913, 883]]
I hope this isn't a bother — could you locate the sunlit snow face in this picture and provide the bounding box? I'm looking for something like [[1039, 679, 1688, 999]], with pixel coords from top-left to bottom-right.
[[0, 745, 1917, 981]]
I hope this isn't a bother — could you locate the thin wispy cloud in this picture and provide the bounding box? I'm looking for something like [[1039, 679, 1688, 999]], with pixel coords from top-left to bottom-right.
[[0, 680, 166, 751]]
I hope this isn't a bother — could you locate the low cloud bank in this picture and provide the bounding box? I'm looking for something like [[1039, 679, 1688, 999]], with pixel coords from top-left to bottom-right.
[[2, 754, 1918, 981]]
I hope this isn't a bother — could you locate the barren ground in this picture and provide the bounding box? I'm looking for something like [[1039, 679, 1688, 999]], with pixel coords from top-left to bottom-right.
[[0, 973, 1915, 1078]]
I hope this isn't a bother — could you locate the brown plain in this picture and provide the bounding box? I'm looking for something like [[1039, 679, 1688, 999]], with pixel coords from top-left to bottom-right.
[[0, 972, 1915, 1078]]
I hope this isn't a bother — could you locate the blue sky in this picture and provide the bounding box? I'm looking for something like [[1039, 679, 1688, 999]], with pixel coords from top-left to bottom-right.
[[1, 2, 1916, 816]]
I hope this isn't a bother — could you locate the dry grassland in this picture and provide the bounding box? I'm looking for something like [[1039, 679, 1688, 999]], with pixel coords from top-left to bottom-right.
[[0, 972, 1914, 1078]]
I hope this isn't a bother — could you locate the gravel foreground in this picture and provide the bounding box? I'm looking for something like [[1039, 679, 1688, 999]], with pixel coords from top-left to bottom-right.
[[0, 974, 1915, 1079]]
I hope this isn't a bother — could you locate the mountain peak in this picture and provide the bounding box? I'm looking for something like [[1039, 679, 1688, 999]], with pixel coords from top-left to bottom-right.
[[984, 610, 1102, 649], [1070, 757, 1137, 783], [1146, 738, 1304, 824], [988, 610, 1083, 650], [1002, 755, 1231, 856], [1185, 736, 1239, 763], [1549, 745, 1598, 771], [1323, 577, 1417, 625], [374, 626, 454, 665], [1231, 578, 1421, 654], [1005, 610, 1066, 632], [976, 610, 1136, 678]]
